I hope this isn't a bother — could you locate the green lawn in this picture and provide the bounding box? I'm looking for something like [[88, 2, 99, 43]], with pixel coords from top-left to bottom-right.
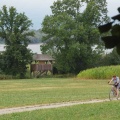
[[0, 78, 110, 109], [0, 101, 120, 120], [0, 78, 118, 120]]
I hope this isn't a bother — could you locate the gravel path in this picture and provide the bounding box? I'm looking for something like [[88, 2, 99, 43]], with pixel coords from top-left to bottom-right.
[[0, 99, 111, 115]]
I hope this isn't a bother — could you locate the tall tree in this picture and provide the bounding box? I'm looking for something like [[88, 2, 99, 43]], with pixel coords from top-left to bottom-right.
[[41, 0, 109, 74], [0, 6, 34, 78]]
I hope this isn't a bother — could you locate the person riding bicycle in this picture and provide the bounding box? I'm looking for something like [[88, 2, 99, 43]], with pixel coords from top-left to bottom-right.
[[108, 75, 120, 98]]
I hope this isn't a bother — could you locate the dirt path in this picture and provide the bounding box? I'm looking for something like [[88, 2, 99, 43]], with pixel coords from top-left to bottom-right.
[[0, 99, 112, 115]]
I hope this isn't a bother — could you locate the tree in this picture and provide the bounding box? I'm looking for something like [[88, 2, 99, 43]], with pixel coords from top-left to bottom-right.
[[41, 0, 109, 74], [96, 49, 120, 66], [98, 7, 120, 55], [0, 6, 34, 78]]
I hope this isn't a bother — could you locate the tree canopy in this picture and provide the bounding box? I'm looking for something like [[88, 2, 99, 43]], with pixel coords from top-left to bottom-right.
[[98, 7, 120, 55], [0, 5, 34, 78], [41, 0, 109, 74]]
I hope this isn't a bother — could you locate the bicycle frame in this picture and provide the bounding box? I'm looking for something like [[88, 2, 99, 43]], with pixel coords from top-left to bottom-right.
[[109, 84, 120, 101]]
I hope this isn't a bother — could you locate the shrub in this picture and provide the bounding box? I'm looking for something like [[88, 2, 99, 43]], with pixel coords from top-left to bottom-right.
[[77, 65, 120, 79], [0, 74, 13, 80]]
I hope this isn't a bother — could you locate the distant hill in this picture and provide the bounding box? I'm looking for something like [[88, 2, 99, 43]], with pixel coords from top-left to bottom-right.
[[0, 29, 44, 44], [29, 29, 44, 44]]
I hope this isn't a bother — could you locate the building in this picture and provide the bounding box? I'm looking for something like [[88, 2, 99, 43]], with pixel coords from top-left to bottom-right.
[[33, 54, 54, 64], [30, 54, 55, 77]]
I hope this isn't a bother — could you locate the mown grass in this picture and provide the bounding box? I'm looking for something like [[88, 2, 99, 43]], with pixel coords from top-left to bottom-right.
[[0, 78, 109, 109], [0, 101, 120, 120], [77, 65, 120, 79], [0, 78, 118, 120]]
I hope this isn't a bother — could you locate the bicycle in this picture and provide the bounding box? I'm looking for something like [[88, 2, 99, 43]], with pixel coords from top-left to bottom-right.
[[109, 84, 120, 101]]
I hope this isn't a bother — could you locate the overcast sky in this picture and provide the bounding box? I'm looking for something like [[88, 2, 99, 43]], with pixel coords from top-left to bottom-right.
[[0, 0, 120, 30]]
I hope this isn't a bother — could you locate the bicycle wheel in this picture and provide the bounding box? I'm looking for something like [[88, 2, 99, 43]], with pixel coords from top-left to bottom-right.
[[109, 90, 117, 101]]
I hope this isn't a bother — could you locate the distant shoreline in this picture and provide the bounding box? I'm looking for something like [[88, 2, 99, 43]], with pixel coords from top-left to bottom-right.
[[0, 43, 42, 54], [0, 43, 42, 45]]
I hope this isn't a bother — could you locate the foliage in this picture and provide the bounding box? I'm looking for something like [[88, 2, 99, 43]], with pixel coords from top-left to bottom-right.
[[98, 49, 120, 66], [41, 0, 109, 74], [0, 74, 13, 80], [77, 65, 120, 79], [0, 6, 34, 78], [98, 7, 120, 55], [0, 29, 44, 44]]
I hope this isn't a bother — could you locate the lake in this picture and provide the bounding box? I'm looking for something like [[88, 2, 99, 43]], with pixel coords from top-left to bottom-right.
[[0, 44, 42, 54], [0, 44, 112, 54]]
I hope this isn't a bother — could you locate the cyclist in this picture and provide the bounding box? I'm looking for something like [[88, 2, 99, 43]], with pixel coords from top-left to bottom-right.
[[108, 75, 120, 99]]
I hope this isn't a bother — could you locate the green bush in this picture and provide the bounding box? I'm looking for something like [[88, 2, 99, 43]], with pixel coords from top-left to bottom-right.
[[77, 65, 120, 79], [0, 74, 13, 80]]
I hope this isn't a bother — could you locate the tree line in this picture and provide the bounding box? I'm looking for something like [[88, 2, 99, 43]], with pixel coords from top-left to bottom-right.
[[0, 29, 43, 44]]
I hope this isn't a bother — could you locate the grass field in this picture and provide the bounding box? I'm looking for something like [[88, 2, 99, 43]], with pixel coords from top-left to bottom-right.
[[0, 78, 109, 108], [0, 101, 120, 120], [0, 78, 116, 120]]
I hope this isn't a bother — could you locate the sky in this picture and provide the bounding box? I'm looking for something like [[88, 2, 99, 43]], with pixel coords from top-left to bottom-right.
[[0, 0, 120, 30]]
